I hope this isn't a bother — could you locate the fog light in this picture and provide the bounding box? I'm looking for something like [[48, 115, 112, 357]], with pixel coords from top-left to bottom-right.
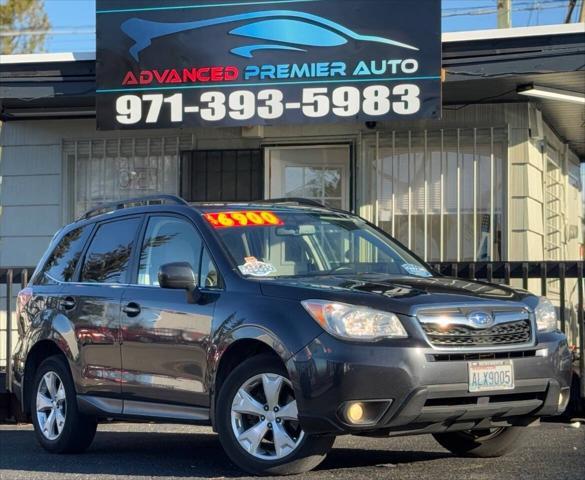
[[347, 402, 365, 423], [558, 388, 570, 412], [340, 400, 392, 426]]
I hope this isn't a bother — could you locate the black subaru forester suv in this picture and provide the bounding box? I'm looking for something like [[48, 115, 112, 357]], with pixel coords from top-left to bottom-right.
[[12, 195, 571, 475]]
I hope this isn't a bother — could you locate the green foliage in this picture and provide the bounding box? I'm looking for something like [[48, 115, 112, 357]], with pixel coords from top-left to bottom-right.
[[0, 0, 50, 54]]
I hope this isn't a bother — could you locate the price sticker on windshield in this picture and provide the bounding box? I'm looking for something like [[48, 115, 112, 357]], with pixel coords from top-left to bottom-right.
[[204, 211, 284, 228]]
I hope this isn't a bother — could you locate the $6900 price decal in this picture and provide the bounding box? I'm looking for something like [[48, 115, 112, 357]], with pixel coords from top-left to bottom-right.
[[114, 84, 421, 125]]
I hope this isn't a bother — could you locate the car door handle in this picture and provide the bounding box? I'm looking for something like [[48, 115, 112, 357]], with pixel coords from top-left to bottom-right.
[[60, 297, 76, 310], [122, 302, 141, 317]]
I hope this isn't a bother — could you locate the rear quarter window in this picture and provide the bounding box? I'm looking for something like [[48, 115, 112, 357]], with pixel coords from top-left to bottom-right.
[[35, 225, 93, 285]]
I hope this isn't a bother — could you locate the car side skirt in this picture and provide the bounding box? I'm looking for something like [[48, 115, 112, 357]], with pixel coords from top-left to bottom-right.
[[77, 395, 212, 425]]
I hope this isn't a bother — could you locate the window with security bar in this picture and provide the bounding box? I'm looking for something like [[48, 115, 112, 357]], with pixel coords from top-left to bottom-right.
[[181, 149, 263, 202], [66, 137, 183, 219], [544, 145, 564, 295], [544, 145, 563, 262], [364, 128, 506, 262]]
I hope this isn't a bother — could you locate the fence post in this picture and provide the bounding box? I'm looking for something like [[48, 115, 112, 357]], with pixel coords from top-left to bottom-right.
[[504, 262, 511, 285], [21, 269, 29, 289], [5, 269, 13, 392]]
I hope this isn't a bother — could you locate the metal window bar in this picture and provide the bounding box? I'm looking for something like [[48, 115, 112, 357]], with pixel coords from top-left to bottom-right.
[[367, 127, 505, 263], [66, 136, 183, 219], [440, 129, 445, 262], [544, 150, 564, 297], [424, 130, 429, 262], [181, 149, 263, 202]]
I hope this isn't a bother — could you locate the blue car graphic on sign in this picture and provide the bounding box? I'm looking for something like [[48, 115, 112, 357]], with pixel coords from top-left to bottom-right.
[[121, 9, 419, 61]]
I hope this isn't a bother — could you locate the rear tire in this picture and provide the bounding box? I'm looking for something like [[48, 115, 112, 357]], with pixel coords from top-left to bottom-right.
[[433, 427, 526, 458], [31, 355, 97, 453], [216, 354, 334, 475]]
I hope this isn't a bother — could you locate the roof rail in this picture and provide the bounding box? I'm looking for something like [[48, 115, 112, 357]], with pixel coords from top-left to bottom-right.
[[257, 198, 326, 208], [79, 195, 190, 220]]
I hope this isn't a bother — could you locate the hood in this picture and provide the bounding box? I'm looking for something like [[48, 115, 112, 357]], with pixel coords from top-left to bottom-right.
[[258, 273, 534, 316]]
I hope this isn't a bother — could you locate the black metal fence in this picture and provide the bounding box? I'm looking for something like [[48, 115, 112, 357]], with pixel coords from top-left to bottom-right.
[[1, 262, 584, 396], [1, 268, 30, 391]]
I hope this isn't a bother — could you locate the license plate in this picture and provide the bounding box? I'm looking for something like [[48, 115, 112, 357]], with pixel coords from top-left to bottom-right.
[[468, 360, 515, 393]]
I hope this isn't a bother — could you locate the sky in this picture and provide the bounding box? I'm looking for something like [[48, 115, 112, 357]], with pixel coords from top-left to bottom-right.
[[40, 0, 581, 53]]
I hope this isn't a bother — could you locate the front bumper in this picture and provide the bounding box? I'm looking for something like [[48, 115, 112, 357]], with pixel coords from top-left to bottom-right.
[[287, 331, 572, 436]]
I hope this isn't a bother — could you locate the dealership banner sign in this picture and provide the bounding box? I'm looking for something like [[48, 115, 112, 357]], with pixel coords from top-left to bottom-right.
[[96, 0, 441, 130]]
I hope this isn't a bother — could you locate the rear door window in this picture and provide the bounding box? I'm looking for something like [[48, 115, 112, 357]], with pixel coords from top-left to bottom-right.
[[80, 218, 141, 284], [35, 225, 93, 285]]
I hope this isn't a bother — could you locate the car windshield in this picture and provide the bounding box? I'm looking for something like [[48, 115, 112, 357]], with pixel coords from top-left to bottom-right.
[[205, 210, 433, 279]]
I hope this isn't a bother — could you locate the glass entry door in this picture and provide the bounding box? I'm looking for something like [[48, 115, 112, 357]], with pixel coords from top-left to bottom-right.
[[265, 145, 350, 210]]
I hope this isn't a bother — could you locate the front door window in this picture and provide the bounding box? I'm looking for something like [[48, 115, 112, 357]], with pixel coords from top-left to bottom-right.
[[137, 216, 202, 286]]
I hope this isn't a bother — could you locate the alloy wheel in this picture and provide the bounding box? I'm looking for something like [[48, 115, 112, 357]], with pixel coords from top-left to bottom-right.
[[36, 371, 67, 441], [230, 373, 304, 460]]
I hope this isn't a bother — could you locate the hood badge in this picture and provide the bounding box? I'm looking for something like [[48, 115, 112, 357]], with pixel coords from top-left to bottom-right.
[[467, 311, 494, 329]]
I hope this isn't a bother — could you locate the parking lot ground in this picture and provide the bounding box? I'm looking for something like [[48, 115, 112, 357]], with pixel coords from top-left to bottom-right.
[[1, 422, 583, 480]]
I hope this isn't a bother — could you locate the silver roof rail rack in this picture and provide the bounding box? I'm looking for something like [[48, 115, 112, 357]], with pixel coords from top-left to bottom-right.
[[79, 195, 190, 220], [257, 198, 326, 208]]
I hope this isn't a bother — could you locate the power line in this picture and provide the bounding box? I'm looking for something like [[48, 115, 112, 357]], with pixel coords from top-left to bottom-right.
[[443, 1, 569, 17], [442, 0, 566, 11]]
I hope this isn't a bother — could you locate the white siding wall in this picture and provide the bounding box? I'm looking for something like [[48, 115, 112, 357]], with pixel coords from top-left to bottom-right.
[[0, 123, 65, 267], [0, 121, 66, 365]]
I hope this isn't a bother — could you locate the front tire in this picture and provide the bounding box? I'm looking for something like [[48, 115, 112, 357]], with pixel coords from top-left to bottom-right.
[[31, 355, 97, 453], [216, 354, 334, 475], [433, 427, 526, 458]]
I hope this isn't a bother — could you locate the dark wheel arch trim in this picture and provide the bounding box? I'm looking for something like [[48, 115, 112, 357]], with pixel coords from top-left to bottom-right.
[[22, 339, 70, 414], [209, 325, 298, 429]]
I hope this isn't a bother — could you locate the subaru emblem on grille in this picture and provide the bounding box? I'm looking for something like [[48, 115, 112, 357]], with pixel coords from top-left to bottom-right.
[[467, 311, 494, 328]]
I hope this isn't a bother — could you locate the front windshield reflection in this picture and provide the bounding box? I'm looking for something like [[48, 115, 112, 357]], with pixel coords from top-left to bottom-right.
[[209, 211, 432, 279]]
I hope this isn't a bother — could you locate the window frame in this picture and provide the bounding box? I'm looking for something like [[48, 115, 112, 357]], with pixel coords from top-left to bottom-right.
[[73, 214, 145, 285], [129, 212, 224, 291]]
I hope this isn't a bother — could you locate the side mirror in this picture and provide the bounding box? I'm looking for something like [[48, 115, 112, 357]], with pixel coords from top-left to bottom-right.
[[158, 262, 197, 290]]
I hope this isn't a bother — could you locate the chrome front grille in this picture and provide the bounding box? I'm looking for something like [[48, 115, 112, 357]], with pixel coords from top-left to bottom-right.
[[417, 306, 534, 350], [421, 319, 531, 347]]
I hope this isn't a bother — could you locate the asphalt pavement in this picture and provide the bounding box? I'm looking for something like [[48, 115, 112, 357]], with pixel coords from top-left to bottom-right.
[[1, 422, 583, 480]]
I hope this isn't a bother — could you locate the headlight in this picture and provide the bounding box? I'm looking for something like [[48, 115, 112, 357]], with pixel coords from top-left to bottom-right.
[[301, 300, 407, 341], [535, 296, 557, 332]]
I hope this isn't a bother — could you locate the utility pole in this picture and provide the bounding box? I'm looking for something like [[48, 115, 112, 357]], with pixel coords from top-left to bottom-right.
[[579, 0, 585, 22], [565, 0, 577, 23], [497, 0, 512, 29]]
